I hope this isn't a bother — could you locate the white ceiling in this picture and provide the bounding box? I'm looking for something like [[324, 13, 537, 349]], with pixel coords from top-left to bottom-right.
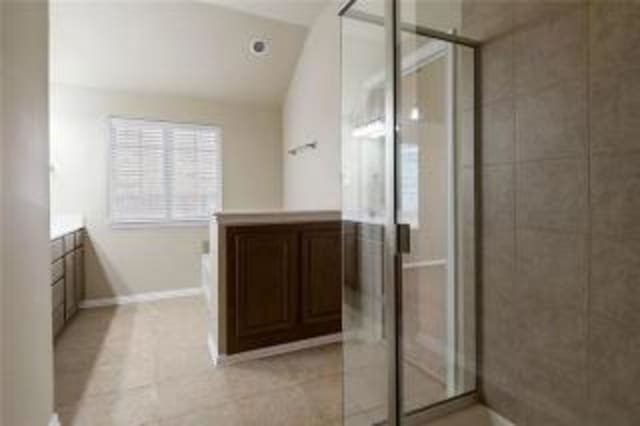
[[50, 1, 311, 105], [202, 0, 329, 27]]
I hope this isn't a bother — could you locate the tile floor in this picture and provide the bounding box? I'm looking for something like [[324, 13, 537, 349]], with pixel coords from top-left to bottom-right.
[[54, 296, 445, 425]]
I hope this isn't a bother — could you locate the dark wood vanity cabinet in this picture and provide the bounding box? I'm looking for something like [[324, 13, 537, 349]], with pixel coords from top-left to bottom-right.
[[226, 222, 342, 353], [300, 229, 342, 327]]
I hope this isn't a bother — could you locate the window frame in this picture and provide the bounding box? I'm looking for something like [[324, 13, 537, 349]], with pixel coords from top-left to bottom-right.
[[107, 116, 223, 228]]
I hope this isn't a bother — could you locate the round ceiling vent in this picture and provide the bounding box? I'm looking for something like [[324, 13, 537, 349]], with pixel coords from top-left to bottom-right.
[[250, 38, 270, 57]]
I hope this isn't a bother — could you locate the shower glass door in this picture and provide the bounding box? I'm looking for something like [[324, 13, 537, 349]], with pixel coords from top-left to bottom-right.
[[341, 1, 394, 424], [341, 0, 477, 424]]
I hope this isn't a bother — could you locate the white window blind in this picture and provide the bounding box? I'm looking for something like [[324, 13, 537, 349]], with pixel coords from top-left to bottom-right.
[[110, 118, 222, 225], [400, 143, 419, 228]]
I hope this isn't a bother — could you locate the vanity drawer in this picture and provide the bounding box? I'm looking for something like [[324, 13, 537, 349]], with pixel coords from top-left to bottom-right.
[[51, 238, 64, 261], [74, 248, 85, 302], [51, 259, 64, 283], [52, 304, 65, 338], [52, 279, 65, 309], [64, 233, 75, 254], [65, 254, 76, 319]]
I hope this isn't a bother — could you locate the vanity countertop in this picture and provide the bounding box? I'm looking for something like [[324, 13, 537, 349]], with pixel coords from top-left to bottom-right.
[[50, 214, 85, 240], [213, 209, 341, 226]]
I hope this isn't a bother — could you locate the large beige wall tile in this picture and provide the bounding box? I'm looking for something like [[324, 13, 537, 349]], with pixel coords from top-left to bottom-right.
[[591, 152, 640, 239], [590, 67, 640, 154], [515, 229, 588, 311], [474, 0, 640, 424], [480, 36, 514, 104], [513, 5, 587, 96], [588, 315, 640, 425], [590, 236, 640, 327], [481, 98, 515, 165], [516, 301, 588, 381], [590, 0, 640, 75], [478, 290, 525, 425], [516, 158, 588, 232], [481, 166, 515, 296], [461, 0, 515, 42], [515, 78, 587, 161]]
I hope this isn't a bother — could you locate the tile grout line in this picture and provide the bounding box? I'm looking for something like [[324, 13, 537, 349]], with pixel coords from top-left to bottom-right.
[[509, 17, 523, 422], [584, 0, 594, 422]]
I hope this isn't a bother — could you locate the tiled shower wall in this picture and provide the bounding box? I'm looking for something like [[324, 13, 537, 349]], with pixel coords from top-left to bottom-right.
[[462, 0, 640, 424]]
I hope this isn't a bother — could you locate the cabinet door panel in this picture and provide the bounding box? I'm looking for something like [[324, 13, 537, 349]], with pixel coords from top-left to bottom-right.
[[51, 258, 64, 283], [74, 248, 85, 303], [343, 222, 360, 291], [300, 228, 342, 326], [52, 304, 65, 338], [65, 253, 76, 318], [228, 227, 298, 352], [64, 234, 75, 254], [52, 279, 65, 309], [51, 238, 64, 262]]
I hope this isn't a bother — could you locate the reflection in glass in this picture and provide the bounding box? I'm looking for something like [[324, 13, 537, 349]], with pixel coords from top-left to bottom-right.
[[341, 0, 476, 423]]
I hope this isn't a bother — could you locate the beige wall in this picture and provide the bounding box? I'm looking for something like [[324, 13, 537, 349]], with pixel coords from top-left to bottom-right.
[[50, 85, 283, 299], [0, 3, 4, 420], [282, 1, 341, 210], [0, 2, 4, 421], [1, 1, 52, 425]]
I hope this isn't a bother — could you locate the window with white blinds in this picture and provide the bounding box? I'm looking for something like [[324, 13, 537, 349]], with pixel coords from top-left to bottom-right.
[[400, 143, 419, 228], [109, 118, 222, 225]]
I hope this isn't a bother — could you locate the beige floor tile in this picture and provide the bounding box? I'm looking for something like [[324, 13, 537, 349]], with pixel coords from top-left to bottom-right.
[[208, 357, 294, 399], [298, 374, 344, 422], [278, 344, 343, 384], [343, 412, 376, 426], [153, 344, 213, 382], [236, 386, 326, 426], [58, 385, 159, 426], [55, 296, 449, 426], [158, 402, 244, 426], [344, 367, 388, 412], [152, 326, 209, 352], [155, 374, 230, 420], [56, 349, 154, 405], [402, 362, 446, 405]]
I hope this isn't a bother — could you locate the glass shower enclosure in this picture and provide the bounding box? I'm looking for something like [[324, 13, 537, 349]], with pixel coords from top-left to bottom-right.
[[340, 1, 478, 424]]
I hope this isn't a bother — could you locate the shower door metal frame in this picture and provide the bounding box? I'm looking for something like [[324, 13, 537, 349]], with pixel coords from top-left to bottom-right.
[[339, 1, 481, 424]]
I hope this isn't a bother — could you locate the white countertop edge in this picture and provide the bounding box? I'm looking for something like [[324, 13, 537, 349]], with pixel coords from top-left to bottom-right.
[[213, 210, 341, 225], [50, 215, 85, 240]]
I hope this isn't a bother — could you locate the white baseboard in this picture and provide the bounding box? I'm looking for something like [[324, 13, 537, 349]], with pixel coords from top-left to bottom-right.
[[207, 332, 219, 366], [79, 287, 203, 308], [49, 413, 61, 426], [209, 332, 342, 367]]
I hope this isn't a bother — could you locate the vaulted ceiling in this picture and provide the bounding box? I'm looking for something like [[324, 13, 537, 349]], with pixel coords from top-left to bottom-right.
[[50, 1, 322, 105], [202, 0, 329, 27]]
